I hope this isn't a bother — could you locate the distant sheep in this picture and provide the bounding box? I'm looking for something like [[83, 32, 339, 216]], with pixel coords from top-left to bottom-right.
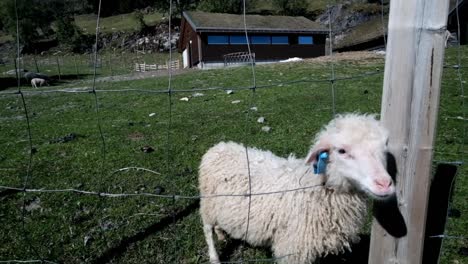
[[199, 113, 395, 264], [31, 78, 47, 88]]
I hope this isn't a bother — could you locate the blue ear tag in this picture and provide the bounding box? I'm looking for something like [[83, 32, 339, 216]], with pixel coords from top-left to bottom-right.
[[314, 152, 329, 174]]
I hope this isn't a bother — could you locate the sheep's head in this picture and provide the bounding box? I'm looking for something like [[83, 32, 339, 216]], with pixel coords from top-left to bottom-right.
[[305, 114, 395, 199]]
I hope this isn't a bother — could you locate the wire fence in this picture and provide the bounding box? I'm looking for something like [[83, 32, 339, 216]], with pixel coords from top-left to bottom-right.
[[0, 0, 466, 263]]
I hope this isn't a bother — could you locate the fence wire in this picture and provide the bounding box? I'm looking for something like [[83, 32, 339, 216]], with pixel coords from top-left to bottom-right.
[[436, 0, 467, 261], [0, 0, 466, 263]]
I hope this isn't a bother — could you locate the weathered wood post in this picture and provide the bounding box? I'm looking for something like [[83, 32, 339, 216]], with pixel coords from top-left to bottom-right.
[[74, 55, 79, 78], [369, 0, 450, 263], [56, 56, 61, 80], [33, 53, 40, 73]]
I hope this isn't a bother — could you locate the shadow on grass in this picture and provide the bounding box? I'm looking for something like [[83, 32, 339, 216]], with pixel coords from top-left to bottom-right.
[[91, 200, 200, 264], [217, 235, 370, 263], [0, 74, 93, 91], [0, 189, 21, 200]]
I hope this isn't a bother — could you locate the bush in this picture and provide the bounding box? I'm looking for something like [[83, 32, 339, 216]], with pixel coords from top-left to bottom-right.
[[56, 16, 93, 53]]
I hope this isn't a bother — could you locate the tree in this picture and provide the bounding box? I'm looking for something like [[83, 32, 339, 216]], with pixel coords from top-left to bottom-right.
[[0, 0, 56, 50], [273, 0, 309, 16], [154, 0, 200, 15], [0, 0, 90, 52], [198, 0, 252, 14]]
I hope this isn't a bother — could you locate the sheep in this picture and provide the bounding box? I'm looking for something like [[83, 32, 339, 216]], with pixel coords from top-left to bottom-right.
[[198, 113, 395, 264], [31, 78, 47, 88]]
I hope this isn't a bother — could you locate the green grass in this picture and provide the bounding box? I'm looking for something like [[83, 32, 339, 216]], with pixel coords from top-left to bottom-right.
[[0, 47, 467, 263], [75, 12, 163, 35]]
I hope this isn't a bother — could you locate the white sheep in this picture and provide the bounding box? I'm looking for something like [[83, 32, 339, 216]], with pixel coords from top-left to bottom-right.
[[199, 113, 395, 264], [31, 78, 47, 88]]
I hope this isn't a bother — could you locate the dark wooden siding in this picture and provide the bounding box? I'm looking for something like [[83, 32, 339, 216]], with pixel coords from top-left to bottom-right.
[[447, 1, 467, 44], [178, 18, 201, 66], [199, 33, 327, 63], [178, 17, 328, 65]]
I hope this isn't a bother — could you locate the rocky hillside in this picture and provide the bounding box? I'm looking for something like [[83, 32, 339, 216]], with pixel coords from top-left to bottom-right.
[[0, 0, 389, 56]]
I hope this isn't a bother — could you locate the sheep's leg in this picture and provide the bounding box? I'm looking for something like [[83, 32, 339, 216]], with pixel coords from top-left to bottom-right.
[[214, 225, 226, 241], [203, 224, 220, 264]]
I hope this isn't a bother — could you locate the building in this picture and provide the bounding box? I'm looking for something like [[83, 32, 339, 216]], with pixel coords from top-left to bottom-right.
[[448, 0, 467, 45], [178, 11, 328, 68]]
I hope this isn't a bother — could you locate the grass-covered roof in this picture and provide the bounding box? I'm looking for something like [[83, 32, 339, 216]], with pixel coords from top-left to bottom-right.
[[183, 11, 328, 33]]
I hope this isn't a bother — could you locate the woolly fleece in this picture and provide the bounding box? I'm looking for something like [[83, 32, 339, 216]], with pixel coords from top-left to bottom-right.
[[199, 113, 389, 263]]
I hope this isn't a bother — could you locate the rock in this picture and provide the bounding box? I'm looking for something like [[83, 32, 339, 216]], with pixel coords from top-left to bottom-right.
[[154, 186, 165, 195], [231, 100, 241, 104], [100, 220, 115, 231], [257, 117, 265, 123], [84, 235, 92, 246], [180, 97, 190, 101], [141, 146, 155, 153], [49, 133, 77, 144], [261, 126, 271, 133], [226, 90, 234, 94], [149, 113, 156, 117], [24, 197, 41, 212], [250, 107, 258, 111]]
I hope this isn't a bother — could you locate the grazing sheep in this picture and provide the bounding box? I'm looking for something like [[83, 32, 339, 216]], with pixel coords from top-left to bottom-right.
[[199, 113, 395, 264], [31, 78, 47, 88]]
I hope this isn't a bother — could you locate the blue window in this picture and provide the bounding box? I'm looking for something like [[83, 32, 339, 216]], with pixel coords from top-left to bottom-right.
[[208, 35, 229, 45], [251, 36, 271, 44], [298, 36, 314, 45], [271, 36, 289, 44], [230, 35, 249, 44]]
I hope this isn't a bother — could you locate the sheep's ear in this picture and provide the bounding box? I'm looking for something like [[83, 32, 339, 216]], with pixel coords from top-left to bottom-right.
[[305, 140, 331, 165]]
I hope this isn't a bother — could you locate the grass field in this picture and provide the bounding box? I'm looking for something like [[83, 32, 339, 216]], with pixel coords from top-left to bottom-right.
[[0, 47, 466, 263]]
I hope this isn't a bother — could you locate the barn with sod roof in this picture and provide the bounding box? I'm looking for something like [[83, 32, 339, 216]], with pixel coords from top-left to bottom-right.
[[178, 11, 329, 68]]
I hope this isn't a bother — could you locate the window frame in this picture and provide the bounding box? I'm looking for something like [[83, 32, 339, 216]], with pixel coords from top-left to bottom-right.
[[230, 35, 249, 45], [298, 36, 314, 45], [207, 35, 229, 45], [250, 35, 271, 45], [271, 36, 289, 45]]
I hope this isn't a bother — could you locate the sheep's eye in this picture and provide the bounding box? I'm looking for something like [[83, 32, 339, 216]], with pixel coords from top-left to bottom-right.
[[338, 149, 346, 154]]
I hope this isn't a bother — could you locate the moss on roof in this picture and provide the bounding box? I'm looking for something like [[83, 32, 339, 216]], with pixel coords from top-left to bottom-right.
[[334, 16, 388, 50], [184, 11, 327, 32]]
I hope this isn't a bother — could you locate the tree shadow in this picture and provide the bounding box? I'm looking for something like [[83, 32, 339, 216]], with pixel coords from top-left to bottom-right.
[[91, 200, 200, 264], [0, 74, 93, 91]]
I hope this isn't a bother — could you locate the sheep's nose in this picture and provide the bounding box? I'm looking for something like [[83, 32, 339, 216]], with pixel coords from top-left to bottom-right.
[[374, 178, 392, 189]]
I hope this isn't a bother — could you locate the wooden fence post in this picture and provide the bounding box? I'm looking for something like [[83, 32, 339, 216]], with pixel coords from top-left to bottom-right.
[[74, 56, 79, 78], [33, 54, 39, 73], [369, 0, 450, 263], [56, 56, 61, 80]]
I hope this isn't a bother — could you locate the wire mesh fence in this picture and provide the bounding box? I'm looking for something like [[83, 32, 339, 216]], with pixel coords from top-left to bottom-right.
[[0, 0, 466, 263]]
